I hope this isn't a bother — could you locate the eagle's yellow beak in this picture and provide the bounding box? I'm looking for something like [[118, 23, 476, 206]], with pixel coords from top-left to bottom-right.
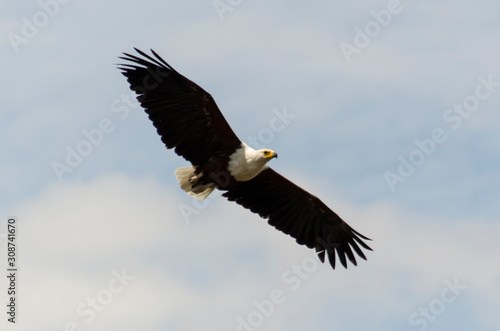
[[268, 151, 278, 159], [264, 150, 278, 159]]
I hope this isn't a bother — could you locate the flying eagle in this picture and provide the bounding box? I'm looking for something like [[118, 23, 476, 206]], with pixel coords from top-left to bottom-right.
[[118, 49, 372, 270]]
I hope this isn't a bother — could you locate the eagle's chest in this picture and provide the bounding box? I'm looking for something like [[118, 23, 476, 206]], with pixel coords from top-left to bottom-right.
[[227, 144, 268, 182]]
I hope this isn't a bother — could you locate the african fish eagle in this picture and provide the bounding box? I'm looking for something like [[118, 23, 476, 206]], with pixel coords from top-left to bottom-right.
[[118, 49, 372, 270]]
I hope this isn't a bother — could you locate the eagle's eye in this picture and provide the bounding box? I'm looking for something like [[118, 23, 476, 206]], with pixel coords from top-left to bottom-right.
[[264, 150, 270, 156]]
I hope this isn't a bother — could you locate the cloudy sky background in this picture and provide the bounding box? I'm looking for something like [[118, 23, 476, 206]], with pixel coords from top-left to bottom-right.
[[2, 0, 500, 330]]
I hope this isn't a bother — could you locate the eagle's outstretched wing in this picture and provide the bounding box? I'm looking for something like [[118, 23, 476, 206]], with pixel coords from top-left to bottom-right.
[[223, 168, 372, 269], [118, 49, 241, 166]]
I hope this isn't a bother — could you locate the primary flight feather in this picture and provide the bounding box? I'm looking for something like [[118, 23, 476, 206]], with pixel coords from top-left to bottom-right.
[[118, 48, 372, 270]]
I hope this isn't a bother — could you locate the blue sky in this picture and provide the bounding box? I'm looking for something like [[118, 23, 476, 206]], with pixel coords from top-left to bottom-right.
[[2, 1, 500, 330]]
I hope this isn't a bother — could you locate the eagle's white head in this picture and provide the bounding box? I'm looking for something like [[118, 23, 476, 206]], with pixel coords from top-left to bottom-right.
[[248, 148, 278, 168], [227, 144, 278, 181]]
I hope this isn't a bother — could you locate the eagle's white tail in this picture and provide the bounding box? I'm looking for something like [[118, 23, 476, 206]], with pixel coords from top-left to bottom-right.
[[175, 167, 215, 200]]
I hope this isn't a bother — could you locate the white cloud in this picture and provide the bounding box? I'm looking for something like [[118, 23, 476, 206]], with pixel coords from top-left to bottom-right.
[[2, 174, 499, 330]]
